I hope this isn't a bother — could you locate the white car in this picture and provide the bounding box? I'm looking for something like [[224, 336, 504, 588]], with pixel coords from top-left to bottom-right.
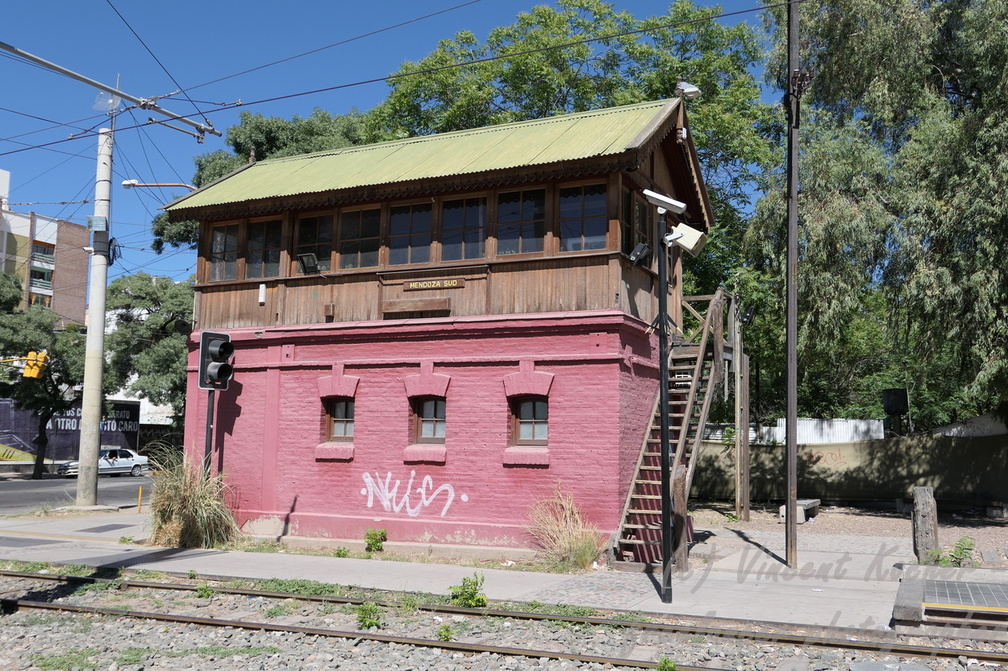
[[58, 448, 149, 477]]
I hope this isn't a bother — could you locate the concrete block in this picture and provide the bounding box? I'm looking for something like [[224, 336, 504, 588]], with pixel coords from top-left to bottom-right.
[[779, 498, 820, 524]]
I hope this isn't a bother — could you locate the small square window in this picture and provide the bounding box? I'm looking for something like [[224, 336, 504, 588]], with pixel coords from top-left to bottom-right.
[[326, 398, 354, 441], [412, 396, 446, 443]]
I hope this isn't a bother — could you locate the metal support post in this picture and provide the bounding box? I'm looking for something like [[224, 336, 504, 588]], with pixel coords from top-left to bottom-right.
[[204, 389, 216, 475], [657, 209, 673, 603], [785, 0, 801, 568]]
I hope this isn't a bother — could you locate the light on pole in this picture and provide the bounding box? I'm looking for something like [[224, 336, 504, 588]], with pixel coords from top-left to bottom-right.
[[122, 180, 196, 191]]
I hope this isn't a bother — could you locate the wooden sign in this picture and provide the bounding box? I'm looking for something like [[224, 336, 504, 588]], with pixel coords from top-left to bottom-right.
[[404, 278, 465, 291]]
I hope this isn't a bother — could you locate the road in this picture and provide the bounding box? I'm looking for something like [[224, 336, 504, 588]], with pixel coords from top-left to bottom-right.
[[0, 475, 153, 516]]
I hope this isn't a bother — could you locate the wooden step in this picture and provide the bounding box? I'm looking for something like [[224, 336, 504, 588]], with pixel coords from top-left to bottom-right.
[[622, 523, 662, 530], [617, 538, 661, 546], [626, 508, 662, 515]]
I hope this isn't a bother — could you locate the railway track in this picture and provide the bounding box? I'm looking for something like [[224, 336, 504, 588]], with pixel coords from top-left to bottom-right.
[[1, 567, 1005, 670]]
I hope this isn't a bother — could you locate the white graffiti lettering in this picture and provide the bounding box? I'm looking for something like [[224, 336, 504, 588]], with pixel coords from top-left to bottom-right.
[[360, 470, 463, 517]]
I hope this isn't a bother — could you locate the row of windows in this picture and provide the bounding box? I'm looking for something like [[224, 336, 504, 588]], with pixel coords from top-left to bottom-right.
[[208, 184, 610, 281], [323, 396, 548, 446]]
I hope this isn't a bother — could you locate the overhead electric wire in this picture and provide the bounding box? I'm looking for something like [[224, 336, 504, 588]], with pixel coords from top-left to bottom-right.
[[103, 0, 213, 129], [0, 1, 781, 159]]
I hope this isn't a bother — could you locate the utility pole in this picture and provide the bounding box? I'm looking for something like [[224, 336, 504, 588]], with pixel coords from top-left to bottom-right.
[[0, 40, 219, 506], [785, 0, 812, 568], [76, 128, 112, 505]]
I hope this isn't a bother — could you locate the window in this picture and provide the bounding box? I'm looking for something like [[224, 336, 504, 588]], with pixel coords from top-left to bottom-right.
[[326, 397, 354, 441], [511, 397, 548, 445], [29, 294, 51, 308], [389, 204, 432, 265], [29, 268, 52, 287], [559, 184, 607, 252], [497, 189, 545, 255], [441, 197, 486, 261], [32, 242, 55, 259], [621, 188, 651, 256], [339, 209, 381, 269], [247, 219, 282, 279], [412, 396, 446, 443], [297, 215, 333, 273], [210, 224, 239, 281]]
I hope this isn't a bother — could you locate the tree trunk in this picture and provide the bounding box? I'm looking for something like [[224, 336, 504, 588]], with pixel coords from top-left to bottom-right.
[[31, 411, 54, 480]]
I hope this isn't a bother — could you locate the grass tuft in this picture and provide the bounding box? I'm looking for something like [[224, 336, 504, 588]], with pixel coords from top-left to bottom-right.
[[526, 484, 603, 570]]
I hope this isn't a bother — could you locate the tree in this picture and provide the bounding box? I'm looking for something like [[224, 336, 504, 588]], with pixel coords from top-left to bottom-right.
[[753, 0, 1008, 423], [0, 284, 87, 479], [369, 0, 774, 294], [152, 108, 368, 252], [105, 273, 194, 422]]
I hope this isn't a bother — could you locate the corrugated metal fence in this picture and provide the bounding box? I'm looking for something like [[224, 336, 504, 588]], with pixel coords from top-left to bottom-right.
[[705, 417, 884, 445]]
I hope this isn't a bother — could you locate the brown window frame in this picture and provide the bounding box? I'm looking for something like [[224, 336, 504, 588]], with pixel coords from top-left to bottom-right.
[[510, 396, 548, 446], [246, 218, 283, 279], [209, 223, 240, 281], [411, 396, 446, 444], [339, 208, 382, 270], [496, 188, 546, 256], [325, 397, 355, 442], [559, 183, 608, 253], [296, 213, 334, 273], [441, 196, 487, 261], [389, 202, 433, 266]]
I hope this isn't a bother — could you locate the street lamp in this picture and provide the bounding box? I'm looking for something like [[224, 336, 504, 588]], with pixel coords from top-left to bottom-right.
[[642, 189, 708, 604], [122, 179, 196, 191]]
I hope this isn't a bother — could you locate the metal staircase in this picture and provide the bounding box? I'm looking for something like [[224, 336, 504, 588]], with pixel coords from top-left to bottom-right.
[[613, 290, 733, 565]]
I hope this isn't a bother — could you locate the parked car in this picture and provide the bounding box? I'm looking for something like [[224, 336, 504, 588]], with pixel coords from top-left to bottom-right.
[[58, 448, 149, 477]]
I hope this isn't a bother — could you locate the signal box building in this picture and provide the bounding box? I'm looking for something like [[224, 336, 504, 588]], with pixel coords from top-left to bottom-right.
[[166, 99, 734, 557]]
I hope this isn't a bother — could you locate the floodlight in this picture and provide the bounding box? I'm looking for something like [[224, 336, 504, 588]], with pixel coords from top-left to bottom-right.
[[676, 82, 702, 100], [297, 253, 320, 274], [628, 242, 652, 267], [643, 189, 687, 215], [662, 223, 708, 257]]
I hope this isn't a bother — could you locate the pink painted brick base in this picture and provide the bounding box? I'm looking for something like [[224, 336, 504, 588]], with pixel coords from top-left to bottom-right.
[[185, 310, 659, 548]]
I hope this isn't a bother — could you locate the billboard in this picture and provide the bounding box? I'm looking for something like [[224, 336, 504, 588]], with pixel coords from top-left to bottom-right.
[[0, 399, 140, 461]]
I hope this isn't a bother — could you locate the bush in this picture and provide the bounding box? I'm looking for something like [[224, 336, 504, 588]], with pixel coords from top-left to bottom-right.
[[449, 572, 487, 608], [364, 528, 387, 553], [148, 446, 239, 548], [356, 601, 383, 629], [526, 484, 603, 569]]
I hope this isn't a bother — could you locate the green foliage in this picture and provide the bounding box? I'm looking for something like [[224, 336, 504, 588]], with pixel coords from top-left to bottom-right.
[[364, 527, 387, 552], [524, 600, 599, 618], [187, 569, 198, 580], [196, 582, 214, 599], [264, 601, 296, 618], [333, 546, 350, 558], [118, 536, 134, 544], [148, 448, 240, 548], [251, 578, 348, 597], [448, 572, 488, 608], [926, 536, 978, 568], [105, 273, 194, 420], [356, 601, 384, 629], [657, 656, 678, 671], [436, 623, 453, 641], [32, 648, 99, 670], [60, 564, 91, 577]]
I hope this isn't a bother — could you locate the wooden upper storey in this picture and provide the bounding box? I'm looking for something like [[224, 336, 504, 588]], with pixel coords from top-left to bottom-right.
[[165, 99, 713, 330]]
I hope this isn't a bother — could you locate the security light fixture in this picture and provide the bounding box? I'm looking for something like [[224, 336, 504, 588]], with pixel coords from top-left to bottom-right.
[[662, 223, 708, 257], [628, 242, 652, 267], [643, 189, 687, 215], [297, 252, 320, 274], [676, 82, 702, 100], [122, 179, 196, 191], [741, 305, 757, 325]]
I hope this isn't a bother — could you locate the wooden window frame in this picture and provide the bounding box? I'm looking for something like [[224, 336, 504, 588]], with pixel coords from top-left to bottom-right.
[[389, 202, 433, 267], [411, 395, 446, 444], [440, 196, 487, 262], [325, 397, 355, 442], [558, 183, 608, 253], [495, 188, 546, 257], [296, 213, 334, 274], [246, 218, 283, 279], [208, 222, 240, 281], [338, 207, 382, 270], [510, 396, 549, 446]]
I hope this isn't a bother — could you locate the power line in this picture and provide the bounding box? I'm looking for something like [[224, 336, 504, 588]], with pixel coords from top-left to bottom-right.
[[0, 2, 781, 158]]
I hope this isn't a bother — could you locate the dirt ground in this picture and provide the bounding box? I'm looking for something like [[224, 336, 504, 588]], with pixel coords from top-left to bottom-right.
[[689, 501, 1008, 567]]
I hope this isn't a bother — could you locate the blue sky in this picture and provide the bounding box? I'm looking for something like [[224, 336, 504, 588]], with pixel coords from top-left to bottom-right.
[[1, 0, 764, 296]]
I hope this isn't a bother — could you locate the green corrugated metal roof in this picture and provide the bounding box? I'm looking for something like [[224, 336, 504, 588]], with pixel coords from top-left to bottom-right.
[[166, 99, 676, 213]]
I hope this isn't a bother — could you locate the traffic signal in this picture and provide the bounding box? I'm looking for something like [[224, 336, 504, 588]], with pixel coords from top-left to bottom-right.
[[22, 351, 48, 378], [198, 331, 234, 390]]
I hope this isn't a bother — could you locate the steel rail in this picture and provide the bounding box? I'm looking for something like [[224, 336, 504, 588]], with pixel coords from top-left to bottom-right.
[[0, 597, 719, 671], [2, 569, 1006, 665]]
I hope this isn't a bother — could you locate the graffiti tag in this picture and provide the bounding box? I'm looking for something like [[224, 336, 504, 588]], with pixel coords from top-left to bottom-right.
[[360, 470, 466, 517]]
